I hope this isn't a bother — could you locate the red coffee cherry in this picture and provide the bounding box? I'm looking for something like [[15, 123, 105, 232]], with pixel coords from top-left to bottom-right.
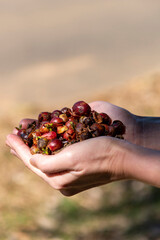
[[41, 131, 57, 140], [50, 117, 64, 127], [38, 112, 51, 123], [47, 139, 63, 152], [51, 110, 62, 118]]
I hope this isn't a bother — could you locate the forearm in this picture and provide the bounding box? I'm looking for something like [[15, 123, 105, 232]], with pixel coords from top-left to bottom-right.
[[135, 116, 160, 150], [123, 141, 160, 188]]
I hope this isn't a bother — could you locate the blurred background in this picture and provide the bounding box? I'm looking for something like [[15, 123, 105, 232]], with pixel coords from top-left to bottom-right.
[[1, 0, 160, 239]]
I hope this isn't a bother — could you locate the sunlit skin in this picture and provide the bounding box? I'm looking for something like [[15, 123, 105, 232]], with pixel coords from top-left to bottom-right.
[[6, 101, 160, 196]]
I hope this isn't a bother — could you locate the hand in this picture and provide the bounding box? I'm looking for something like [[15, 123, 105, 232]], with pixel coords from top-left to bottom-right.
[[89, 101, 138, 144], [6, 118, 127, 196], [5, 101, 151, 196]]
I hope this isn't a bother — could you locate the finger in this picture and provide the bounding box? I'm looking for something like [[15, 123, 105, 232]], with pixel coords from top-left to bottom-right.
[[60, 182, 104, 196], [60, 188, 88, 197], [89, 101, 108, 112], [46, 170, 80, 190], [6, 134, 50, 179], [30, 149, 74, 174], [5, 139, 11, 147], [6, 134, 32, 165], [10, 149, 19, 158], [6, 138, 20, 157]]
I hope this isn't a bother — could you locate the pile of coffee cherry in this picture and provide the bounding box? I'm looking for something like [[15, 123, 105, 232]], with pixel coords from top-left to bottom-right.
[[16, 101, 126, 155]]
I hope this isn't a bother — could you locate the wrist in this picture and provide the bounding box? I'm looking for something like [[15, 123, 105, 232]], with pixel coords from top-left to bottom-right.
[[103, 138, 130, 182], [135, 115, 160, 150], [122, 112, 141, 146], [133, 115, 146, 147], [123, 141, 160, 187]]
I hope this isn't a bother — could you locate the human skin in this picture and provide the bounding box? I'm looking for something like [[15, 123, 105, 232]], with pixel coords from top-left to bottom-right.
[[6, 101, 160, 196]]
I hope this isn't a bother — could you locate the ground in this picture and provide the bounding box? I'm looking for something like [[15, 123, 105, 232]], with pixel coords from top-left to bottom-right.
[[1, 74, 160, 240]]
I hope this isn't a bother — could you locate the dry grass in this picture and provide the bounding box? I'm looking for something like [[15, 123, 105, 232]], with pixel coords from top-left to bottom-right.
[[1, 73, 160, 240], [90, 72, 160, 116]]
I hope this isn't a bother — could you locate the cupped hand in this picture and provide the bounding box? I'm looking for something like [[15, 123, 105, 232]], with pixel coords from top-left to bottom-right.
[[6, 133, 126, 196], [6, 101, 136, 196], [90, 101, 138, 144]]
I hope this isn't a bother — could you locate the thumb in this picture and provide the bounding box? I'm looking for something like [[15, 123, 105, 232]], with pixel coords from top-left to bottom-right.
[[30, 151, 73, 174]]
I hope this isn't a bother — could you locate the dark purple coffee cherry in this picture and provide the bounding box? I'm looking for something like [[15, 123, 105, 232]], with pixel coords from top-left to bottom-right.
[[17, 129, 27, 139], [38, 112, 51, 123], [79, 116, 93, 126], [61, 107, 72, 117], [75, 123, 85, 135], [100, 113, 112, 125], [112, 120, 126, 135], [91, 110, 103, 123], [51, 110, 62, 118], [72, 101, 91, 116], [79, 131, 91, 141]]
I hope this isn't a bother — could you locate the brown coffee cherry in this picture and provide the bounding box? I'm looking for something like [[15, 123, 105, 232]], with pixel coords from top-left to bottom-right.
[[90, 123, 105, 137], [112, 120, 126, 135], [38, 138, 49, 149]]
